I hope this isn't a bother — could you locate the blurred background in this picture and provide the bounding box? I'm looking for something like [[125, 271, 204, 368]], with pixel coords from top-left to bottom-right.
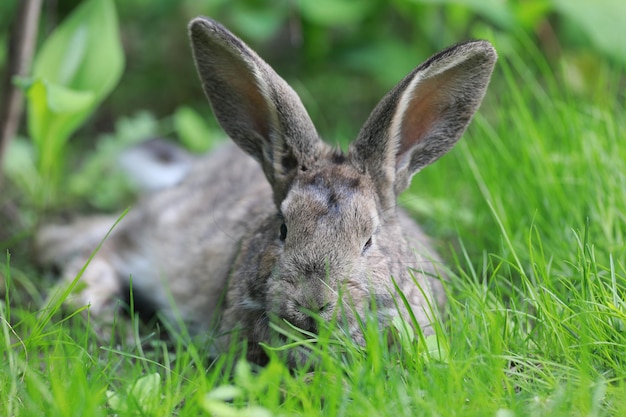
[[0, 0, 624, 270], [2, 0, 623, 130], [109, 0, 623, 118]]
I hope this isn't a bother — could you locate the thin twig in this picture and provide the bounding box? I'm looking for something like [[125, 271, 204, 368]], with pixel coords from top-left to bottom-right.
[[0, 0, 43, 177]]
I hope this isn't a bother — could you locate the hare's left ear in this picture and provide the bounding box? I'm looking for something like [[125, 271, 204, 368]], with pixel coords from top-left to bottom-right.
[[189, 17, 326, 206], [350, 41, 497, 202]]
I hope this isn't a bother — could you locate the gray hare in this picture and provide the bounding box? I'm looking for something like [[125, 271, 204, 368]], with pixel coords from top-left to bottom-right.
[[37, 17, 496, 366]]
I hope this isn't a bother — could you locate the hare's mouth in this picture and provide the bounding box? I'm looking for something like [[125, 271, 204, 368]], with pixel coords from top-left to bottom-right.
[[271, 314, 319, 341]]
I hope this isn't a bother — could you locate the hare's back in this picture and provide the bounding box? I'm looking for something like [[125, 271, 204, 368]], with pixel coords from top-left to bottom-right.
[[145, 143, 272, 239], [122, 143, 274, 327]]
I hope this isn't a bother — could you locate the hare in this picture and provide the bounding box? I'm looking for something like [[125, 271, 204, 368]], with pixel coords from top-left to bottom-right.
[[36, 17, 496, 366]]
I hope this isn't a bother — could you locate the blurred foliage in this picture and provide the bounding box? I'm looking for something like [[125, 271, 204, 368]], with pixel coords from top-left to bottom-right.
[[0, 0, 625, 228], [173, 106, 225, 153], [67, 111, 159, 210], [11, 0, 124, 206], [16, 0, 619, 133]]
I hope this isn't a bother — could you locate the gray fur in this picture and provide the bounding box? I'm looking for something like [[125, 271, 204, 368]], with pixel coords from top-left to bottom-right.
[[118, 138, 196, 191], [36, 17, 496, 367]]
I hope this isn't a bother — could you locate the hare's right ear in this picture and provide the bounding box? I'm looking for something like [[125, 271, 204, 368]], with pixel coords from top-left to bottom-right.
[[189, 17, 325, 205], [350, 40, 497, 206]]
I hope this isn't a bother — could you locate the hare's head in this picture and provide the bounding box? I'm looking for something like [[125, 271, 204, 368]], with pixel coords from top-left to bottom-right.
[[189, 18, 496, 339]]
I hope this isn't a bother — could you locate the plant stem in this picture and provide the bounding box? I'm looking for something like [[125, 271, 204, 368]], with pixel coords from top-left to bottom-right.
[[0, 0, 43, 177]]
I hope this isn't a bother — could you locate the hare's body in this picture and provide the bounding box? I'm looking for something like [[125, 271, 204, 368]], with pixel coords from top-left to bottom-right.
[[102, 143, 274, 330], [39, 144, 271, 329], [37, 18, 496, 366]]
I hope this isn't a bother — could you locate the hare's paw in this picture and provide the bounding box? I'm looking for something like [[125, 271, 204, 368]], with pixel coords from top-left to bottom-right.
[[61, 256, 122, 320]]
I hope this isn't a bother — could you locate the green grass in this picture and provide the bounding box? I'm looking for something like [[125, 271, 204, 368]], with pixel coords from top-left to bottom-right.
[[2, 46, 626, 416]]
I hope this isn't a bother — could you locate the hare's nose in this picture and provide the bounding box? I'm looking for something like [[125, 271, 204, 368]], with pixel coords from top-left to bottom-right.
[[317, 302, 332, 314], [280, 309, 318, 334], [280, 298, 333, 334], [298, 296, 332, 316]]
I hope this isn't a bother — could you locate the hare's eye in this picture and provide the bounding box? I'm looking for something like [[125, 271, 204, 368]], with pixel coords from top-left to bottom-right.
[[362, 236, 373, 253], [279, 223, 288, 241]]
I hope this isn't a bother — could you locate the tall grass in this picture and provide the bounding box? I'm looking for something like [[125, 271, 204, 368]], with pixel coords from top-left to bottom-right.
[[2, 44, 626, 415]]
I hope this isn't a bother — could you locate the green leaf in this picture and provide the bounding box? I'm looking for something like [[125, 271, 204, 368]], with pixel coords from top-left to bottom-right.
[[205, 385, 243, 401], [23, 0, 124, 197], [201, 400, 241, 417], [201, 378, 274, 417], [105, 390, 123, 411], [37, 80, 95, 113], [25, 79, 96, 141], [23, 79, 96, 188], [423, 334, 448, 362], [33, 0, 124, 98], [107, 372, 161, 414], [200, 399, 273, 417], [495, 409, 516, 417], [129, 372, 161, 406], [173, 106, 223, 153]]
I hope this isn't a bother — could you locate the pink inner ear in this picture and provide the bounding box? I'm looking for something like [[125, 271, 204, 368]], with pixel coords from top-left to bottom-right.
[[224, 68, 272, 140], [397, 67, 460, 156], [211, 42, 273, 142], [241, 81, 272, 141]]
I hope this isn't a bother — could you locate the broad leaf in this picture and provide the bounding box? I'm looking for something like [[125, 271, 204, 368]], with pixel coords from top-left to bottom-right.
[[25, 79, 96, 149], [106, 373, 161, 414], [21, 0, 124, 192], [33, 0, 123, 100]]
